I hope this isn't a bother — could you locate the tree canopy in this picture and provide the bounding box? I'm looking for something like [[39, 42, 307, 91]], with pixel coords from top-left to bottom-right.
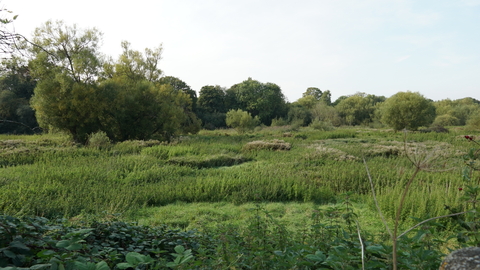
[[380, 91, 436, 131], [28, 21, 200, 143], [226, 78, 287, 126]]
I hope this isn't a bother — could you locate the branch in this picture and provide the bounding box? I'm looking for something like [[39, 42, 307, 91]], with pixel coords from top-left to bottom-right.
[[0, 119, 41, 132], [397, 211, 468, 239]]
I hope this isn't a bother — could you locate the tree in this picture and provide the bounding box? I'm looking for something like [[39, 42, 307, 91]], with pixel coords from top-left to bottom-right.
[[287, 103, 312, 126], [311, 102, 342, 126], [432, 114, 460, 127], [319, 90, 332, 106], [100, 44, 200, 141], [380, 91, 436, 131], [332, 95, 348, 106], [0, 57, 38, 133], [297, 88, 332, 108], [0, 7, 24, 55], [434, 98, 480, 126], [467, 110, 480, 130], [226, 78, 287, 125], [302, 87, 322, 100], [296, 95, 317, 110], [30, 20, 103, 84], [29, 21, 105, 143], [197, 85, 227, 129], [335, 93, 385, 126], [29, 21, 200, 143], [157, 76, 201, 134], [198, 85, 226, 113], [226, 109, 260, 134]]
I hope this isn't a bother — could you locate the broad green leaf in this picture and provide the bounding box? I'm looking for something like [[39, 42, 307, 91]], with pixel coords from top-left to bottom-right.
[[116, 262, 133, 269], [95, 261, 110, 270], [2, 249, 16, 258], [56, 240, 71, 248], [125, 252, 143, 265], [37, 249, 56, 258], [66, 243, 82, 251], [174, 245, 185, 254], [30, 264, 52, 270]]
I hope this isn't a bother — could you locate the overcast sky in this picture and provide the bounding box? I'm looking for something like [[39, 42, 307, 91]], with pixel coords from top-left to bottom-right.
[[3, 0, 480, 102]]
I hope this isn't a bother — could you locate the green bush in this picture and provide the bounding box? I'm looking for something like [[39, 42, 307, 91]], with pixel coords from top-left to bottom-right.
[[466, 111, 480, 130], [309, 119, 334, 131], [226, 109, 260, 134], [432, 114, 460, 127], [87, 131, 111, 149]]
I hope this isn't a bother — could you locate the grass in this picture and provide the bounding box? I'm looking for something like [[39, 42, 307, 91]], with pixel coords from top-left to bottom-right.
[[0, 126, 473, 230]]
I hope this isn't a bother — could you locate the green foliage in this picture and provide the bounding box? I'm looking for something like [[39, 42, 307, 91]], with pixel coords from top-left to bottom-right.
[[0, 215, 211, 269], [0, 57, 38, 134], [287, 103, 312, 126], [466, 110, 480, 130], [225, 109, 260, 134], [380, 91, 436, 131], [335, 92, 385, 126], [0, 127, 477, 269], [434, 98, 480, 126], [432, 114, 460, 127], [28, 21, 200, 144], [311, 102, 342, 126], [197, 85, 226, 114], [270, 117, 288, 126], [309, 119, 334, 131], [226, 78, 287, 126], [87, 131, 111, 149]]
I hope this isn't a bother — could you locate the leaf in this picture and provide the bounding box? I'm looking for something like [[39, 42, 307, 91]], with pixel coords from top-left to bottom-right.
[[74, 261, 96, 270], [116, 262, 133, 269], [30, 264, 52, 270], [366, 245, 386, 254], [56, 240, 71, 248], [166, 262, 178, 268], [2, 249, 16, 258], [65, 243, 82, 251], [9, 241, 30, 254], [174, 245, 185, 254], [95, 261, 110, 270], [37, 249, 56, 258], [125, 252, 143, 265]]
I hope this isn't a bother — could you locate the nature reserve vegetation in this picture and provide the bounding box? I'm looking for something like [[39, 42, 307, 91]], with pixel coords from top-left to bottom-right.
[[1, 8, 480, 270]]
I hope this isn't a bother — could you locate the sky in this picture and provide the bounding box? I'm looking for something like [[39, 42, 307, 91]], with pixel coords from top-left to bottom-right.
[[2, 0, 480, 102]]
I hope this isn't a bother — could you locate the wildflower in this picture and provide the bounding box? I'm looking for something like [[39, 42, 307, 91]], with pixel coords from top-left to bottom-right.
[[465, 135, 473, 141], [459, 187, 463, 191]]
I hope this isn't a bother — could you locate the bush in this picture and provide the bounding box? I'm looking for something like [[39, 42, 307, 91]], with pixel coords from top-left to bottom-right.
[[309, 119, 334, 131], [226, 109, 260, 134], [432, 114, 460, 127], [467, 111, 480, 130], [87, 131, 111, 149], [271, 117, 288, 127]]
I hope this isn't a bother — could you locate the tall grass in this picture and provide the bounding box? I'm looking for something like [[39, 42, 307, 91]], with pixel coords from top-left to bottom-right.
[[0, 128, 470, 228]]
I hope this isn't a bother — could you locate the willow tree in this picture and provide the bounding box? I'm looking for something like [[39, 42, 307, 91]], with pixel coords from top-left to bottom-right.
[[380, 91, 436, 131], [29, 20, 105, 143]]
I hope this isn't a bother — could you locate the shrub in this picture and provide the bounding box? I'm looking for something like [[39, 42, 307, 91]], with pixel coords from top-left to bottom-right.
[[271, 117, 288, 126], [87, 131, 111, 149], [432, 114, 460, 127], [467, 111, 480, 130], [309, 119, 334, 131], [226, 109, 260, 134]]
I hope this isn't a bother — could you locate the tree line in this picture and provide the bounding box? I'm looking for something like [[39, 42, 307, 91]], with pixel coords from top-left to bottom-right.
[[1, 19, 479, 143]]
